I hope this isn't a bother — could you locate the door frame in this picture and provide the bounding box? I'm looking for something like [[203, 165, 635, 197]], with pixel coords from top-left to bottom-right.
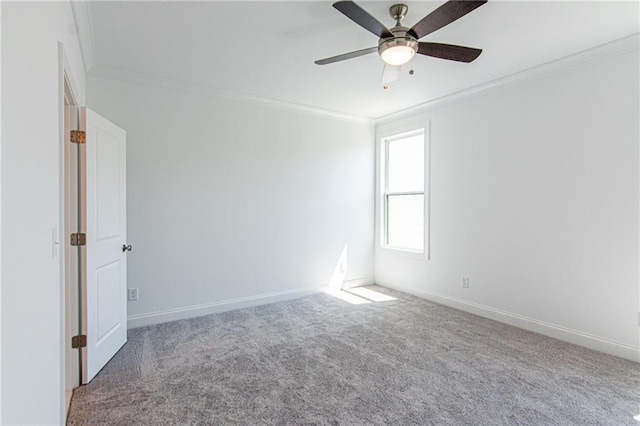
[[58, 42, 82, 419]]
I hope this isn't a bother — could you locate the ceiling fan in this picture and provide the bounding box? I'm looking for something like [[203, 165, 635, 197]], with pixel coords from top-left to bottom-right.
[[315, 0, 487, 86]]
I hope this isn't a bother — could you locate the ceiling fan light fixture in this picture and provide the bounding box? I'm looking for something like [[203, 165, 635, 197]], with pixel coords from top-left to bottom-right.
[[379, 37, 417, 66]]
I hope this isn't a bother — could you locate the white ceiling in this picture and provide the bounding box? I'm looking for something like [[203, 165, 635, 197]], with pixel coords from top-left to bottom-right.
[[84, 1, 639, 118]]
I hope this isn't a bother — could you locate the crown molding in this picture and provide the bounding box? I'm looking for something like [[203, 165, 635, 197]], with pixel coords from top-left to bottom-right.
[[376, 33, 640, 124], [82, 21, 636, 126], [88, 64, 375, 125], [70, 0, 97, 73]]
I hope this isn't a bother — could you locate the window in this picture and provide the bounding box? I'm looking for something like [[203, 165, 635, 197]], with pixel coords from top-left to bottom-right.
[[381, 128, 427, 254]]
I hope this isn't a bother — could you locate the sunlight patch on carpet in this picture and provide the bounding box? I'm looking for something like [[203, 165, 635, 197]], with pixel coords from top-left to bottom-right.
[[325, 287, 397, 304], [325, 288, 371, 304], [347, 287, 396, 302]]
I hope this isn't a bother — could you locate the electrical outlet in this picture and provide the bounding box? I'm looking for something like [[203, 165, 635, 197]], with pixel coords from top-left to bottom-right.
[[128, 288, 138, 301], [461, 277, 470, 289]]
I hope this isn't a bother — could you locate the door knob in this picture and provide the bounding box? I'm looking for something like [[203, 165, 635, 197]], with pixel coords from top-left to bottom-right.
[[122, 244, 132, 252]]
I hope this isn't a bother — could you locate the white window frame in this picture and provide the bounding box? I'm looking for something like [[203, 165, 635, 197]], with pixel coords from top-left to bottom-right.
[[377, 121, 430, 259]]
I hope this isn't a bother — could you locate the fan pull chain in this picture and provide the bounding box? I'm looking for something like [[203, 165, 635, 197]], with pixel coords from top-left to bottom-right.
[[382, 63, 389, 90]]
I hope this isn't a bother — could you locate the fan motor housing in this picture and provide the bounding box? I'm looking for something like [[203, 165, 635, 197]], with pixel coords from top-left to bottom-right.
[[378, 6, 418, 65], [378, 26, 418, 65]]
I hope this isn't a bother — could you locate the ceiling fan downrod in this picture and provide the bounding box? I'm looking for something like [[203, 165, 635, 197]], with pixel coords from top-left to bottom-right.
[[389, 3, 408, 26]]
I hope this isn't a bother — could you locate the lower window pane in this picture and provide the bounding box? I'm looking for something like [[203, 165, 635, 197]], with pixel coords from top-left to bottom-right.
[[387, 194, 424, 251]]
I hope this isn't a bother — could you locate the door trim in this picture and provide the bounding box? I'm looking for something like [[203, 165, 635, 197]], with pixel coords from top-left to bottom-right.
[[59, 42, 82, 421]]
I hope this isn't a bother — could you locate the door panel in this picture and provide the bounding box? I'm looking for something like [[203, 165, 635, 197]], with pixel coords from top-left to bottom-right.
[[96, 132, 121, 239], [82, 107, 127, 383], [96, 261, 122, 341]]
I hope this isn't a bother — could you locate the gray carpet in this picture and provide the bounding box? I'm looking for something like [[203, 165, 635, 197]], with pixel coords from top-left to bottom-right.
[[67, 285, 640, 425]]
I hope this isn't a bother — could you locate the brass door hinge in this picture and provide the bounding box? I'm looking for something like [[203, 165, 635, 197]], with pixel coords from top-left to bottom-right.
[[71, 335, 87, 348], [70, 130, 86, 144], [70, 233, 86, 246]]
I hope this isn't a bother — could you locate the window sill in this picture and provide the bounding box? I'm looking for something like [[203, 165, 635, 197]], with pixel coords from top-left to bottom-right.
[[378, 245, 429, 260]]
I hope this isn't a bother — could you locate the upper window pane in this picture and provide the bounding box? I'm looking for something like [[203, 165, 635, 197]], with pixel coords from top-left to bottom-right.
[[387, 133, 424, 193]]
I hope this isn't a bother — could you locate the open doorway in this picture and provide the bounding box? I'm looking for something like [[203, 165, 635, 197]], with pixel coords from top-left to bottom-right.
[[60, 45, 128, 418]]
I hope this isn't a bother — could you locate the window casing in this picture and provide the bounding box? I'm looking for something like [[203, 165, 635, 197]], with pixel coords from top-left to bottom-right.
[[381, 128, 428, 255]]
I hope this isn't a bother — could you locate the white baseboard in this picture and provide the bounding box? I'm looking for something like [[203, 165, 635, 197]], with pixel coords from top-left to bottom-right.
[[127, 286, 325, 329], [376, 279, 640, 363], [342, 277, 376, 290]]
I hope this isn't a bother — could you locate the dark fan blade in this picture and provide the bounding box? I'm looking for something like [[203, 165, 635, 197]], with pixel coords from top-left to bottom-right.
[[408, 0, 487, 40], [333, 1, 393, 39], [315, 46, 378, 65], [417, 42, 482, 62]]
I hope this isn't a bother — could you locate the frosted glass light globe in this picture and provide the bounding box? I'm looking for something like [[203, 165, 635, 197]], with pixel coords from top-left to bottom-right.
[[380, 45, 416, 66]]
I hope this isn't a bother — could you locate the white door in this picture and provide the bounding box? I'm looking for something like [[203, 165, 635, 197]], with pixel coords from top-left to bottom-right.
[[81, 107, 128, 383]]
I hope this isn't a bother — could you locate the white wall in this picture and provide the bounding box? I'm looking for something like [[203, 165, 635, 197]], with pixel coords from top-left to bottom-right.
[[87, 76, 375, 327], [1, 1, 86, 424], [375, 41, 640, 361]]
